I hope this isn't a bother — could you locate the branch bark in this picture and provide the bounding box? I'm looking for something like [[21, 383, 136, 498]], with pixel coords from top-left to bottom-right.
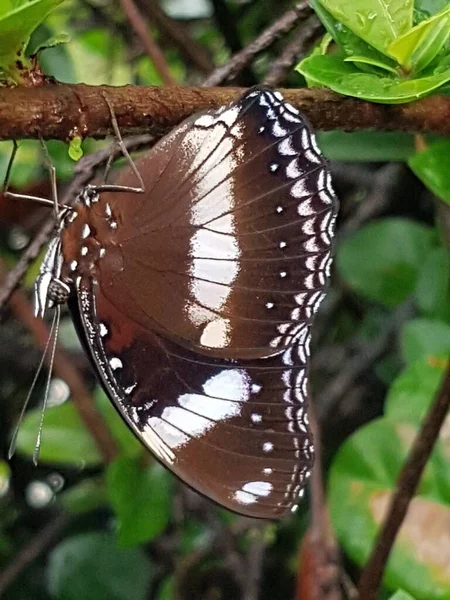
[[2, 84, 450, 141]]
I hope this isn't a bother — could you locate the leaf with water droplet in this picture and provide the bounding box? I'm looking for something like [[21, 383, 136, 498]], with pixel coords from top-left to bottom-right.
[[297, 53, 450, 103], [388, 5, 450, 72], [310, 0, 397, 74], [317, 0, 413, 55]]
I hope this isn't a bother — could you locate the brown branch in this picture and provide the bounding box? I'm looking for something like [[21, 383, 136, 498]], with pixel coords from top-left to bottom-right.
[[8, 286, 118, 463], [203, 1, 311, 86], [263, 16, 322, 87], [0, 512, 70, 596], [358, 360, 450, 600], [3, 84, 450, 142], [0, 134, 153, 311], [118, 0, 177, 86], [296, 401, 342, 600], [137, 0, 213, 73]]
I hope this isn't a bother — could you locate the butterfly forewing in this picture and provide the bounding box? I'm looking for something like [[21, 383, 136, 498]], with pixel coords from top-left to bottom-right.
[[86, 89, 337, 360]]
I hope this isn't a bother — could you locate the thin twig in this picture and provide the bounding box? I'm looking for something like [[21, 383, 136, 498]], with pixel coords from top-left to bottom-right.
[[203, 2, 311, 86], [358, 360, 450, 599], [118, 0, 177, 86], [0, 134, 153, 310], [263, 15, 322, 87], [0, 512, 70, 596], [8, 286, 118, 462], [138, 0, 213, 73]]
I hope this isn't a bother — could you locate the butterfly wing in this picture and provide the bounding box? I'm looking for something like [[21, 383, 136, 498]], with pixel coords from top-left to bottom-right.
[[71, 276, 313, 519], [95, 88, 337, 360]]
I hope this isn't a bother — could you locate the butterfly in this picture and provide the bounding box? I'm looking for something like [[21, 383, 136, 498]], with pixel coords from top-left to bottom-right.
[[34, 87, 338, 519]]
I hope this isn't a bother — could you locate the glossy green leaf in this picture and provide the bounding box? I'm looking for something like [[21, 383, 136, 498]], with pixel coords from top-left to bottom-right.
[[415, 248, 450, 322], [329, 417, 450, 599], [344, 55, 399, 74], [107, 458, 173, 547], [409, 140, 450, 205], [317, 0, 413, 55], [59, 477, 108, 514], [0, 0, 65, 76], [296, 54, 450, 103], [388, 6, 450, 72], [401, 318, 450, 363], [317, 131, 417, 161], [16, 401, 102, 466], [309, 0, 398, 74], [337, 218, 436, 306], [30, 32, 69, 55], [48, 533, 152, 600]]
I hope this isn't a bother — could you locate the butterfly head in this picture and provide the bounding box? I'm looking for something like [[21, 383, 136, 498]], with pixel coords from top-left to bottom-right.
[[34, 207, 73, 319]]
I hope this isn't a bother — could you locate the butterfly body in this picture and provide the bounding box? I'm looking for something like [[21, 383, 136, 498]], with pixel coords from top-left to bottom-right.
[[38, 88, 338, 518]]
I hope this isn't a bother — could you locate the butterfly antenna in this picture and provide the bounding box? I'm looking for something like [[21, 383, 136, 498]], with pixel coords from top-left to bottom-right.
[[2, 139, 71, 210], [33, 306, 61, 465], [8, 307, 60, 460], [102, 92, 145, 192]]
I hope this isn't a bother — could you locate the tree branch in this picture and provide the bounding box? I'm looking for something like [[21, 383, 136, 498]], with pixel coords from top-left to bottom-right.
[[263, 15, 322, 87], [2, 84, 450, 141], [118, 0, 176, 86], [358, 360, 450, 600]]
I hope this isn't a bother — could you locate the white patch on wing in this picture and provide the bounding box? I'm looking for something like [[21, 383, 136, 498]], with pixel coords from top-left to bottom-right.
[[234, 480, 273, 505], [200, 318, 231, 348], [186, 115, 244, 332]]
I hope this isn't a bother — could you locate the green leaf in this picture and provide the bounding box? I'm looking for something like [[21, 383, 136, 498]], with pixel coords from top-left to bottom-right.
[[310, 0, 398, 73], [401, 318, 450, 363], [107, 458, 173, 547], [296, 54, 450, 103], [16, 401, 102, 466], [48, 533, 153, 600], [388, 6, 450, 72], [386, 356, 448, 424], [316, 131, 416, 162], [389, 591, 417, 600], [68, 136, 83, 161], [344, 55, 399, 74], [59, 477, 108, 514], [415, 248, 450, 323], [0, 460, 11, 497], [409, 140, 450, 205], [329, 417, 450, 599], [337, 218, 436, 306], [0, 0, 65, 77], [317, 0, 413, 55], [31, 32, 70, 56], [415, 0, 450, 19]]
